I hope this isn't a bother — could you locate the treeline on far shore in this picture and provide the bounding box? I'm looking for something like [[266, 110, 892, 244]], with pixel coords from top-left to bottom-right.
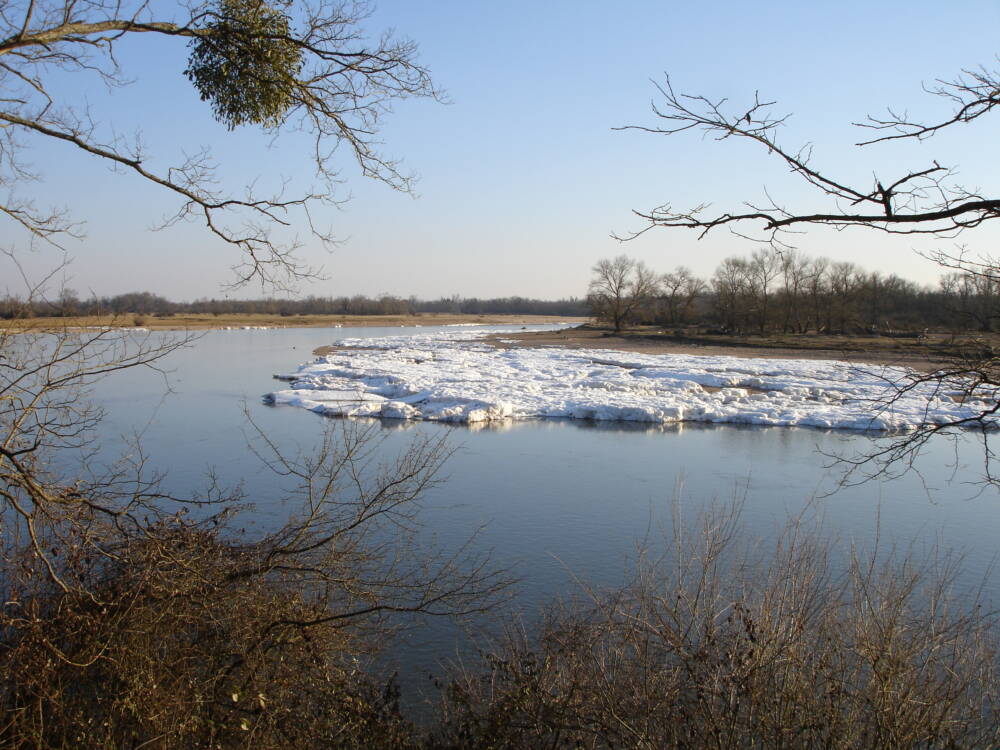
[[0, 292, 590, 320], [588, 250, 1000, 336]]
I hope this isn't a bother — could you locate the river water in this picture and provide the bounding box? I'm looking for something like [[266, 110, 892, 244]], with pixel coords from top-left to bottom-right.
[[82, 324, 1000, 702]]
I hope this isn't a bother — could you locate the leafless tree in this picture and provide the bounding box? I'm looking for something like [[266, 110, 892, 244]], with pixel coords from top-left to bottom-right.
[[806, 256, 831, 333], [711, 256, 749, 333], [827, 260, 861, 334], [0, 309, 510, 745], [658, 265, 705, 326], [587, 254, 660, 332], [0, 0, 440, 289], [777, 249, 811, 333], [747, 248, 780, 334], [0, 6, 516, 743], [935, 249, 1000, 333]]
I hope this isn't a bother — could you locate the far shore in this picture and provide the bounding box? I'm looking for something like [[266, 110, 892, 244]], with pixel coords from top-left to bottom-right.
[[3, 312, 587, 332], [10, 314, 985, 372]]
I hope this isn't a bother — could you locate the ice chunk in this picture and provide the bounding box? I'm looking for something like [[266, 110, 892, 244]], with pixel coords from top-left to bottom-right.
[[263, 327, 988, 431]]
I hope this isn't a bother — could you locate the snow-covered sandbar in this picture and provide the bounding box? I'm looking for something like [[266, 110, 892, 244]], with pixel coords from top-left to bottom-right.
[[264, 328, 988, 431]]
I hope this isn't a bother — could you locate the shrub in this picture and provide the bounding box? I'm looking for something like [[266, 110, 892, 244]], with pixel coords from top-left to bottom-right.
[[1, 523, 414, 749], [430, 509, 1000, 749]]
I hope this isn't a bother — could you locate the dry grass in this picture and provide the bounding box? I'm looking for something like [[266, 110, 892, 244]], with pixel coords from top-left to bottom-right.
[[0, 417, 508, 749]]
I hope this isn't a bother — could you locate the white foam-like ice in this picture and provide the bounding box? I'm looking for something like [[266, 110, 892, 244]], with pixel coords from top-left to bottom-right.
[[264, 328, 990, 431]]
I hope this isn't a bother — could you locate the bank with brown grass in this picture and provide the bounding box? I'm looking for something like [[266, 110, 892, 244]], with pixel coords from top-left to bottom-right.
[[2, 312, 587, 332]]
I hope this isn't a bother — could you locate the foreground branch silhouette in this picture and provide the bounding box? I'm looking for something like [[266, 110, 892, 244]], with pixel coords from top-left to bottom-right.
[[431, 505, 1000, 749], [619, 69, 1000, 247]]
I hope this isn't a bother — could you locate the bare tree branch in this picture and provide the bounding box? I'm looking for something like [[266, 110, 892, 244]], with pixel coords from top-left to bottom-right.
[[855, 63, 1000, 145], [618, 74, 1000, 248], [0, 0, 442, 289]]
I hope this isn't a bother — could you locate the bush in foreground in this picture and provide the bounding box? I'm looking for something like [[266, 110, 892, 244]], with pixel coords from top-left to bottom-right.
[[2, 523, 412, 749], [430, 509, 1000, 749]]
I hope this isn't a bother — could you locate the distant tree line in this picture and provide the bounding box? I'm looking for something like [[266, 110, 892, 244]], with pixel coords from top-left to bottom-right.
[[0, 291, 588, 319], [589, 251, 1000, 335]]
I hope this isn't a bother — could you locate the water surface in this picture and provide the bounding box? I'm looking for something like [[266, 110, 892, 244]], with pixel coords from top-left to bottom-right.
[[81, 325, 1000, 699]]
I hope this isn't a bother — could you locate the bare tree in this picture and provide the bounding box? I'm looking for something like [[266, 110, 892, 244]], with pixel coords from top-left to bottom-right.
[[746, 248, 780, 334], [1, 414, 510, 746], [0, 227, 511, 746], [827, 261, 861, 334], [806, 256, 831, 333], [0, 306, 510, 745], [587, 254, 660, 332], [936, 250, 1000, 333], [659, 265, 705, 326], [0, 0, 440, 288], [712, 256, 749, 333], [777, 249, 811, 333], [0, 7, 516, 742]]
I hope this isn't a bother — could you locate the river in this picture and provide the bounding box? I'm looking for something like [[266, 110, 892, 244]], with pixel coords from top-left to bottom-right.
[[81, 324, 999, 704]]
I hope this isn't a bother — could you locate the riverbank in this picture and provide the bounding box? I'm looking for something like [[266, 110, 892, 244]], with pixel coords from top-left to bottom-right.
[[483, 325, 991, 371], [3, 312, 587, 331]]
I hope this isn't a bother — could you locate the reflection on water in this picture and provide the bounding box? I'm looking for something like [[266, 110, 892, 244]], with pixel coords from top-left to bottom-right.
[[77, 325, 1000, 701]]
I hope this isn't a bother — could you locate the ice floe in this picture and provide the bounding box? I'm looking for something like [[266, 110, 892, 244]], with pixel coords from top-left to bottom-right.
[[264, 328, 991, 431]]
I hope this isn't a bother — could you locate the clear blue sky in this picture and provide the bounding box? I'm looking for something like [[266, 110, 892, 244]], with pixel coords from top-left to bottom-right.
[[7, 0, 1000, 300]]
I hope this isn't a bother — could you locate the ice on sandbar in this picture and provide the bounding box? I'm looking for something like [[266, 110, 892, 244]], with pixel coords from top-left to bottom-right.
[[264, 327, 991, 431]]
